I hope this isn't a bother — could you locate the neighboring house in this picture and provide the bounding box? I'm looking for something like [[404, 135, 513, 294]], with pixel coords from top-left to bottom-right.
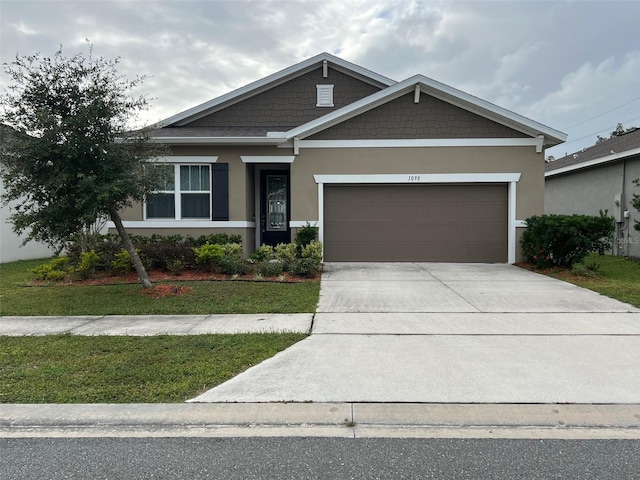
[[545, 128, 640, 258], [114, 52, 566, 263], [0, 124, 55, 263]]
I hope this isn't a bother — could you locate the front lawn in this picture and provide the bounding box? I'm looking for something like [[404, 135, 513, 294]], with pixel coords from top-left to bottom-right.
[[0, 333, 306, 403], [0, 258, 320, 315], [534, 254, 640, 308]]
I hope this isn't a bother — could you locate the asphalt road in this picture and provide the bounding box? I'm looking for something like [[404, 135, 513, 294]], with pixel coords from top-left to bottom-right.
[[2, 437, 639, 479]]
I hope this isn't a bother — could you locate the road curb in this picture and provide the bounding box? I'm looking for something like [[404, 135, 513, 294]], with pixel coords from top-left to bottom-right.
[[2, 403, 640, 438]]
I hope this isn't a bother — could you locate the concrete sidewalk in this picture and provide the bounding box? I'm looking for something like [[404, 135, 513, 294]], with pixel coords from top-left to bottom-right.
[[0, 314, 312, 335], [192, 263, 640, 404]]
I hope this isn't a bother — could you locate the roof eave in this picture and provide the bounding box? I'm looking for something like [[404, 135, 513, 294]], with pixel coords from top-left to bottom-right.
[[147, 136, 287, 145], [545, 147, 640, 177]]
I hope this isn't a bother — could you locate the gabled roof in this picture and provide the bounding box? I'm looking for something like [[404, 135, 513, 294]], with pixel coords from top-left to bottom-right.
[[546, 127, 640, 177], [285, 75, 567, 145], [157, 52, 396, 128], [151, 54, 566, 147]]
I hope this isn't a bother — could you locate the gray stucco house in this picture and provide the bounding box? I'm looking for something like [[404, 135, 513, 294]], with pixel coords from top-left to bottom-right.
[[113, 52, 566, 263], [545, 128, 640, 258]]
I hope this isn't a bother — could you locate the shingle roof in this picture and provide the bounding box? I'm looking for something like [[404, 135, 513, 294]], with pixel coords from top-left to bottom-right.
[[546, 127, 640, 172]]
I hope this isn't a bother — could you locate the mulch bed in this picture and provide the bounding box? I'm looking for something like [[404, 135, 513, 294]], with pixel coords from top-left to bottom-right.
[[28, 268, 320, 288]]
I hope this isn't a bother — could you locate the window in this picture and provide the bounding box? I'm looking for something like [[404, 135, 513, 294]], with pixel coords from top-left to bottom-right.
[[316, 84, 334, 107], [180, 165, 210, 218], [146, 165, 175, 219], [146, 164, 211, 220]]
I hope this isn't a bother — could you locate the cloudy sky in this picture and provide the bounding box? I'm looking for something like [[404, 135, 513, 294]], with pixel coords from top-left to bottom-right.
[[2, 0, 639, 159]]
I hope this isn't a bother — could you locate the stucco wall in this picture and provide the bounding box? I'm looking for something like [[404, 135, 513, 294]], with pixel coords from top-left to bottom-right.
[[545, 157, 640, 258], [0, 178, 55, 263], [291, 145, 544, 223], [118, 144, 544, 260]]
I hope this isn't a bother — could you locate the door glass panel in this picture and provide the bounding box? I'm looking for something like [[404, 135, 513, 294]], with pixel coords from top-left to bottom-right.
[[266, 175, 287, 232]]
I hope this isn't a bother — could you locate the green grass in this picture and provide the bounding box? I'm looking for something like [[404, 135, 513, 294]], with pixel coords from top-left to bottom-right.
[[547, 254, 640, 308], [0, 333, 307, 403], [0, 258, 320, 315]]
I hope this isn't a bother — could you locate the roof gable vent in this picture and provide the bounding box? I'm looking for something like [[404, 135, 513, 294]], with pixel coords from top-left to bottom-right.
[[316, 84, 334, 107]]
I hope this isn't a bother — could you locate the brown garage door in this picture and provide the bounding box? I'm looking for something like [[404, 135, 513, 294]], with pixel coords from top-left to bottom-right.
[[323, 184, 508, 262]]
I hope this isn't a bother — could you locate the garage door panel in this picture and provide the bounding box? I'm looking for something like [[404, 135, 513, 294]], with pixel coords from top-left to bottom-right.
[[324, 184, 507, 262]]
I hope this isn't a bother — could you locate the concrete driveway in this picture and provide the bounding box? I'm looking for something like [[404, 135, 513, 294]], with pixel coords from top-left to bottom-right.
[[191, 263, 640, 404]]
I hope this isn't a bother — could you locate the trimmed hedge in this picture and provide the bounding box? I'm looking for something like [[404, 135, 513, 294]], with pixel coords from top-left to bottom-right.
[[520, 214, 614, 268]]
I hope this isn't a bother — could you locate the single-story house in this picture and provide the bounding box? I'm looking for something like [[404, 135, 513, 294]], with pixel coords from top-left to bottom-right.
[[545, 128, 640, 258], [114, 52, 566, 263]]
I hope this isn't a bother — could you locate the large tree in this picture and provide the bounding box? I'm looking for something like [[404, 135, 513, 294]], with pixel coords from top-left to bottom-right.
[[0, 44, 164, 288]]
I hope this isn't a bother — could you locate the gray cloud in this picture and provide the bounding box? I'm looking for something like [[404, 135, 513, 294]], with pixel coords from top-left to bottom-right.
[[2, 0, 639, 156]]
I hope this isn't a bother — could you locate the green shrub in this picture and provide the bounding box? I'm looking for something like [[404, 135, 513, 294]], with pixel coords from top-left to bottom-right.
[[275, 242, 297, 271], [251, 244, 274, 262], [33, 257, 69, 282], [257, 260, 284, 277], [193, 243, 224, 270], [291, 258, 319, 278], [111, 249, 135, 274], [301, 240, 323, 264], [221, 243, 244, 259], [66, 233, 243, 274], [193, 233, 242, 247], [295, 222, 318, 253], [139, 241, 195, 271], [520, 214, 614, 269], [71, 250, 100, 279], [219, 256, 248, 275], [166, 258, 186, 276]]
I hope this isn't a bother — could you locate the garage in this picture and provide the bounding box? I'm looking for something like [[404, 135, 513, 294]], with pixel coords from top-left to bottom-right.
[[323, 184, 508, 262]]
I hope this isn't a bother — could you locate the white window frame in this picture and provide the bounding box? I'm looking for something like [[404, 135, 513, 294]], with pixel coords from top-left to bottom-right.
[[144, 163, 213, 221]]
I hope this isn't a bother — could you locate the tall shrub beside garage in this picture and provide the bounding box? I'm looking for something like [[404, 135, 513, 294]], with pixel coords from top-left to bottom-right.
[[520, 214, 614, 269]]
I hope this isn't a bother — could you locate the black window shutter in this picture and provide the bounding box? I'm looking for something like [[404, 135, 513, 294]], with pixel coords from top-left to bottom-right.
[[211, 163, 229, 221]]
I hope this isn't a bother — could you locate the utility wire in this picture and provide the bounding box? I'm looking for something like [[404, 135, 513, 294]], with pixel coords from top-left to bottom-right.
[[559, 114, 640, 148], [559, 82, 640, 129], [561, 95, 640, 130]]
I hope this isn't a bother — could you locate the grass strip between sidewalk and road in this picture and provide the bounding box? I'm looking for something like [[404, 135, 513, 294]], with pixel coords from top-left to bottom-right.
[[0, 333, 307, 403], [0, 259, 320, 315]]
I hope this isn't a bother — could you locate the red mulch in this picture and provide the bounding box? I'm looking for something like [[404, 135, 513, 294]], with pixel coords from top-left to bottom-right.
[[30, 268, 320, 287]]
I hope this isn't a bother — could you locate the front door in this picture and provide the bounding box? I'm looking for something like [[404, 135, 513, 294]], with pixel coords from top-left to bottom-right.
[[260, 170, 290, 246]]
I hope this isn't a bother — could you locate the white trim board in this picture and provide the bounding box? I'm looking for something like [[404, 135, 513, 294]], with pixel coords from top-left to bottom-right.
[[314, 173, 521, 184], [280, 138, 540, 149], [151, 156, 218, 164], [241, 156, 295, 164], [108, 221, 256, 229], [313, 173, 521, 264]]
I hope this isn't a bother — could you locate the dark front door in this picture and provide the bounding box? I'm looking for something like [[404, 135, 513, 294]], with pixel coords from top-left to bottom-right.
[[260, 170, 290, 246]]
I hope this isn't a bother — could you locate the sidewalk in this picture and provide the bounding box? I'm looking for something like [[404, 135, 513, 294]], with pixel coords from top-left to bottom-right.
[[0, 314, 312, 335]]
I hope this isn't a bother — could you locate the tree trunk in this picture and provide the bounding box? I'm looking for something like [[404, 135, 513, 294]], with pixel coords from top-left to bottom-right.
[[109, 208, 153, 289]]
